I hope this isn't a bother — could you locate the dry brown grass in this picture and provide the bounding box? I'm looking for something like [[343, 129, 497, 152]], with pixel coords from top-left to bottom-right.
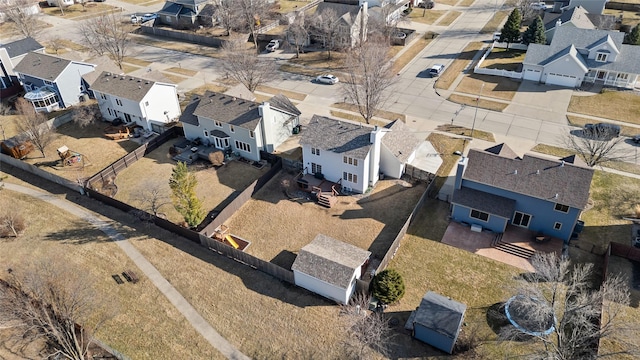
[[40, 3, 119, 19], [47, 39, 90, 53], [21, 120, 139, 182], [0, 188, 222, 360], [436, 124, 496, 142], [567, 115, 639, 137], [117, 0, 162, 5], [121, 64, 140, 74], [123, 57, 152, 67], [391, 36, 434, 74], [481, 9, 510, 33], [130, 35, 222, 58], [256, 85, 307, 101], [427, 133, 466, 192], [328, 110, 388, 127], [0, 115, 22, 139], [458, 0, 476, 6], [113, 141, 266, 224], [0, 19, 51, 38], [455, 74, 520, 101], [287, 51, 348, 71], [448, 93, 509, 111], [276, 0, 314, 12], [435, 0, 460, 4], [164, 67, 198, 77], [406, 9, 448, 24], [160, 72, 186, 85], [568, 91, 640, 125], [435, 10, 462, 26], [331, 102, 406, 122], [480, 48, 526, 71], [435, 41, 484, 90], [604, 9, 640, 27], [225, 172, 427, 263]]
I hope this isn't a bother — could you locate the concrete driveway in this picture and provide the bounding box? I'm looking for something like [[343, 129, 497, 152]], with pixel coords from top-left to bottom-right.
[[505, 81, 574, 123]]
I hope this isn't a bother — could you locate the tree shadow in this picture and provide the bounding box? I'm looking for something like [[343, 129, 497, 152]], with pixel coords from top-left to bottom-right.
[[384, 310, 448, 359]]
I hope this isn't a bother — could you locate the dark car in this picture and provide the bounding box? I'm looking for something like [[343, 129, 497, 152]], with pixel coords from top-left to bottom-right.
[[418, 0, 435, 8], [632, 134, 640, 144], [583, 123, 620, 140]]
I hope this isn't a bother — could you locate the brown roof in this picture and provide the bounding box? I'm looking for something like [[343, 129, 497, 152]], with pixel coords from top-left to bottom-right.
[[192, 91, 262, 130], [90, 71, 170, 103], [464, 144, 594, 209], [292, 234, 371, 289]]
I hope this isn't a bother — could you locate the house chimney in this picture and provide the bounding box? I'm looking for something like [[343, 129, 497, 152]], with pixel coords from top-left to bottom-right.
[[368, 125, 385, 187], [556, 18, 562, 28], [454, 156, 468, 190]]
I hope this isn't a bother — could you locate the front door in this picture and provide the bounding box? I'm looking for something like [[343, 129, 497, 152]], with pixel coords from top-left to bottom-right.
[[513, 211, 531, 228]]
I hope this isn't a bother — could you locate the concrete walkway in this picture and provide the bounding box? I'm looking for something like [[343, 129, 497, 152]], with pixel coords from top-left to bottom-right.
[[2, 182, 249, 360]]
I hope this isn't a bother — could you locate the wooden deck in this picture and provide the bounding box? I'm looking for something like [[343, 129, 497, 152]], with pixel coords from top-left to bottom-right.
[[296, 173, 340, 208]]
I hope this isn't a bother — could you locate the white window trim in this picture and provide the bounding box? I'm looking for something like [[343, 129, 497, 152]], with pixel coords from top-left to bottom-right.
[[554, 203, 569, 213], [469, 209, 489, 222], [595, 52, 608, 62], [554, 222, 562, 230]]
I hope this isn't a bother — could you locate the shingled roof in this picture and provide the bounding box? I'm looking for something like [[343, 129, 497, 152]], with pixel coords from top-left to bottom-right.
[[269, 94, 301, 116], [300, 115, 375, 160], [13, 52, 87, 81], [192, 91, 262, 130], [292, 234, 371, 289], [1, 37, 43, 58], [382, 120, 422, 163], [463, 144, 594, 209], [414, 291, 466, 340], [89, 72, 170, 103]]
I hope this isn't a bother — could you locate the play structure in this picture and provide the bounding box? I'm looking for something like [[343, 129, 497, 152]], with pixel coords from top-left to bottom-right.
[[211, 225, 250, 251], [57, 146, 86, 167]]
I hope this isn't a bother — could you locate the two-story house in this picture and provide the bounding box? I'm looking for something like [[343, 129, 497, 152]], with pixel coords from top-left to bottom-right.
[[90, 72, 181, 133], [366, 0, 410, 25], [522, 26, 640, 88], [0, 37, 44, 98], [450, 144, 594, 242], [156, 0, 212, 28], [313, 0, 368, 48], [179, 91, 301, 162], [13, 52, 95, 112], [542, 6, 595, 43]]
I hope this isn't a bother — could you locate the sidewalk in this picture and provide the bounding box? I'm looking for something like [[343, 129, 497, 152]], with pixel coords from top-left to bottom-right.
[[2, 182, 250, 360]]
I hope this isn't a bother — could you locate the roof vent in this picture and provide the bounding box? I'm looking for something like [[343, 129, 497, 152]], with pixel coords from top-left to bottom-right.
[[560, 160, 565, 167], [232, 97, 236, 101], [514, 169, 518, 175], [145, 81, 149, 84], [536, 169, 540, 175], [554, 193, 559, 199], [138, 85, 142, 89], [137, 79, 141, 82], [106, 72, 112, 76], [120, 76, 125, 80]]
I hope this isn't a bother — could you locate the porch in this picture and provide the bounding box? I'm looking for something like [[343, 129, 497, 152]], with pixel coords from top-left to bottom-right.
[[442, 222, 563, 272], [295, 173, 341, 208], [583, 70, 638, 89], [24, 86, 60, 113]]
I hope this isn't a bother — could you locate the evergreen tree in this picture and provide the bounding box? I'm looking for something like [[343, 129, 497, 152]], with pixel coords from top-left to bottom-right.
[[500, 8, 522, 49], [522, 15, 546, 45], [371, 269, 405, 305], [624, 23, 640, 45], [169, 162, 205, 228]]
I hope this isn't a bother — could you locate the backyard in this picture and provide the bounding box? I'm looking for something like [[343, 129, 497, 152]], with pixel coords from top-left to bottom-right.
[[112, 139, 267, 225], [224, 171, 428, 268]]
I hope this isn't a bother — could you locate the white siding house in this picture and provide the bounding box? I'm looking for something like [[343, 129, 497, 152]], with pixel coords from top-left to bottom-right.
[[292, 234, 371, 304], [90, 72, 181, 133], [179, 91, 301, 162]]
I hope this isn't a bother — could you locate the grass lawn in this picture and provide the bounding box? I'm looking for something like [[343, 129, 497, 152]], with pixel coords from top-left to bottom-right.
[[113, 140, 266, 224], [164, 66, 198, 77], [459, 0, 476, 6], [435, 0, 460, 4], [480, 48, 526, 71], [40, 2, 119, 19], [275, 0, 315, 13], [116, 0, 162, 5], [160, 72, 186, 85], [121, 64, 140, 74], [568, 91, 640, 125], [567, 115, 640, 137], [448, 93, 509, 111], [436, 124, 496, 142], [435, 10, 462, 26], [455, 73, 520, 101], [406, 9, 448, 25], [427, 133, 466, 192], [0, 19, 51, 38], [21, 120, 139, 182], [531, 143, 640, 176], [331, 102, 406, 122], [0, 115, 22, 139], [481, 9, 510, 33], [435, 41, 485, 90], [130, 34, 223, 59], [604, 9, 640, 28], [287, 51, 347, 71], [256, 85, 307, 101], [46, 39, 90, 53], [123, 56, 152, 67], [225, 172, 427, 265], [329, 110, 390, 127], [0, 187, 222, 360]]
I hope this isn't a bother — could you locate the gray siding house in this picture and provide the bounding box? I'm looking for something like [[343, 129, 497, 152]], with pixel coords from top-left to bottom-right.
[[180, 91, 301, 162], [0, 37, 44, 97], [408, 291, 467, 354], [13, 52, 95, 112], [157, 0, 212, 28]]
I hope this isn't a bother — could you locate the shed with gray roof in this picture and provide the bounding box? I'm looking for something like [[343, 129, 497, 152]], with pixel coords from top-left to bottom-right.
[[292, 234, 371, 304], [409, 291, 466, 354]]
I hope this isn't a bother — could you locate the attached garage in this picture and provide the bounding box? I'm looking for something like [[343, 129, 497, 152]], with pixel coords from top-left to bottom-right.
[[523, 68, 542, 81], [546, 73, 580, 88]]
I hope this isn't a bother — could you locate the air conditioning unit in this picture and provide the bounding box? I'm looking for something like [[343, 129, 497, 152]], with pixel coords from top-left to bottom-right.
[[471, 224, 483, 233]]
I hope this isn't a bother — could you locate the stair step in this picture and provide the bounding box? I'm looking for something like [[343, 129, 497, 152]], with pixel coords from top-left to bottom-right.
[[493, 242, 535, 259]]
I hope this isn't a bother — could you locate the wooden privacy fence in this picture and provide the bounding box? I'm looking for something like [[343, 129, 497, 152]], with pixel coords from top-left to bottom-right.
[[0, 153, 84, 193]]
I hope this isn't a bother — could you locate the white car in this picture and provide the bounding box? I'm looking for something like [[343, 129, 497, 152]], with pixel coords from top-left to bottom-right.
[[266, 40, 280, 52], [429, 64, 445, 77], [529, 2, 548, 10], [131, 13, 157, 24], [316, 74, 339, 85]]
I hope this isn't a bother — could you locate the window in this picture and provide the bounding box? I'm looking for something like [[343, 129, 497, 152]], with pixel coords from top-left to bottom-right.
[[343, 172, 358, 183], [311, 147, 320, 156], [616, 73, 629, 81], [249, 130, 254, 138], [513, 212, 531, 228], [235, 140, 251, 153], [145, 101, 149, 106], [204, 130, 209, 137], [115, 99, 122, 106], [343, 156, 358, 166], [470, 209, 489, 222], [554, 222, 562, 230], [230, 125, 235, 133], [596, 52, 608, 62], [311, 163, 322, 174], [554, 203, 569, 213], [214, 137, 229, 149], [214, 121, 222, 128]]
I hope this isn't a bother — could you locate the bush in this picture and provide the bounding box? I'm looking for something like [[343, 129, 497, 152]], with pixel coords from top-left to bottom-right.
[[0, 213, 26, 237], [372, 269, 405, 305]]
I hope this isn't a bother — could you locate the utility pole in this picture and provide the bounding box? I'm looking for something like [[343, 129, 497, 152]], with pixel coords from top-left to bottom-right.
[[471, 82, 484, 139]]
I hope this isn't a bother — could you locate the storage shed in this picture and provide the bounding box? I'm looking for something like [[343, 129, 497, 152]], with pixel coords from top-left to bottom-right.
[[291, 234, 371, 304], [409, 291, 467, 354], [1, 136, 34, 159]]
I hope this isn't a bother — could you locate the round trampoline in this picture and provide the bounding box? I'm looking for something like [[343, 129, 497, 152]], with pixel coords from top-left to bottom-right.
[[505, 294, 556, 337]]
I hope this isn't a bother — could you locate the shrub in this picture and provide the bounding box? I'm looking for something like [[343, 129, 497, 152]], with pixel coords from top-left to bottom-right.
[[371, 269, 405, 305]]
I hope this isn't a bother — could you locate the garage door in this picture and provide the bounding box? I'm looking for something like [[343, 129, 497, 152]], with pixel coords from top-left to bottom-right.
[[546, 73, 579, 88], [523, 68, 541, 81]]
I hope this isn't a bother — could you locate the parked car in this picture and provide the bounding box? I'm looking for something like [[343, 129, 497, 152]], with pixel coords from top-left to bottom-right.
[[418, 0, 435, 9], [266, 40, 280, 52], [131, 13, 157, 24], [583, 123, 621, 140], [493, 32, 502, 41], [429, 64, 445, 77], [529, 2, 548, 10], [632, 134, 640, 144], [316, 74, 339, 85]]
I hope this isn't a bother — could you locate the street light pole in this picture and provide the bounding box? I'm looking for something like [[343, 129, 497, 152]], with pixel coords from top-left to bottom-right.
[[471, 83, 484, 139]]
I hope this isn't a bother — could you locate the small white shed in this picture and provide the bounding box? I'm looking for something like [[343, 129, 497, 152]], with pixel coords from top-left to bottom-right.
[[292, 234, 371, 304]]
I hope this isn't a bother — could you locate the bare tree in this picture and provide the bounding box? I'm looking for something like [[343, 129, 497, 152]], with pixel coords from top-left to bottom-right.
[[340, 292, 394, 359], [236, 0, 272, 50], [309, 8, 340, 59], [563, 129, 631, 167], [0, 208, 26, 237], [3, 0, 42, 38], [47, 37, 66, 55], [499, 252, 636, 360], [134, 180, 171, 218], [342, 37, 398, 124], [0, 259, 114, 360], [212, 0, 241, 36], [52, 0, 68, 16], [287, 11, 309, 58], [72, 103, 100, 128], [14, 98, 55, 158], [220, 34, 276, 92], [78, 12, 131, 69]]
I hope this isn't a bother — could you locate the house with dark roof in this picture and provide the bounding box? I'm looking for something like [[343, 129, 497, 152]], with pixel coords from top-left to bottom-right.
[[0, 37, 44, 97], [522, 26, 640, 88], [156, 0, 213, 28], [313, 0, 368, 48], [13, 52, 95, 112], [90, 72, 181, 133], [407, 291, 467, 354], [179, 91, 301, 162], [551, 0, 607, 14], [291, 234, 371, 304], [300, 115, 439, 194], [450, 143, 594, 242]]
